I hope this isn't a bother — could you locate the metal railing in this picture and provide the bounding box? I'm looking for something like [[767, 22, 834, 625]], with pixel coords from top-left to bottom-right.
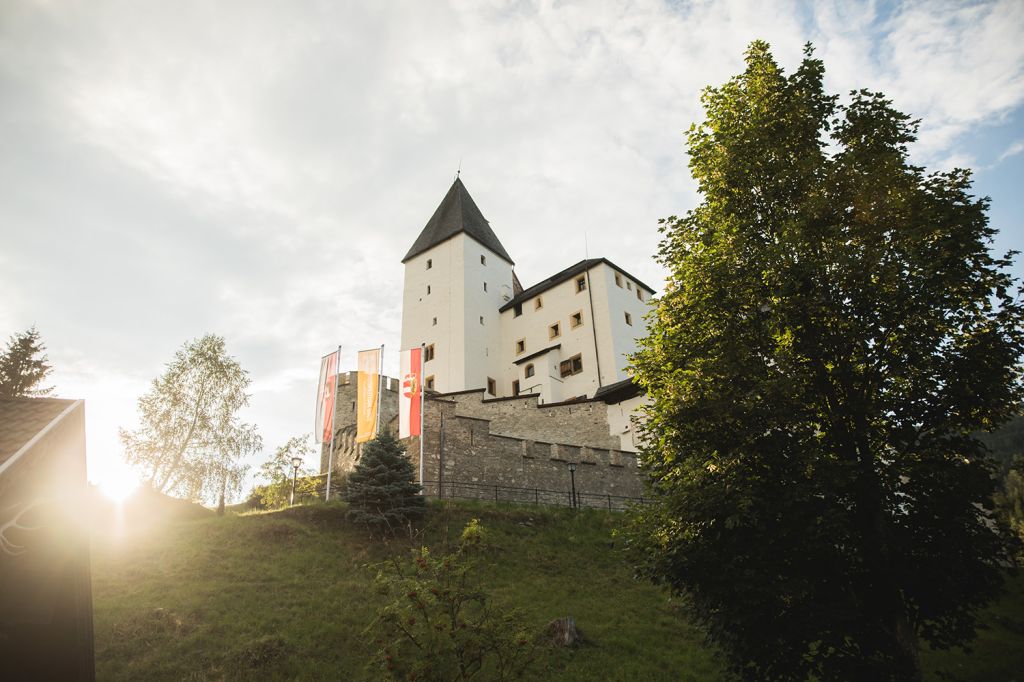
[[304, 475, 646, 511], [420, 479, 644, 511]]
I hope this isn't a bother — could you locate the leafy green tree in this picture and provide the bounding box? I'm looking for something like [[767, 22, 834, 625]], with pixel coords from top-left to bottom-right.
[[252, 434, 318, 508], [629, 41, 1024, 681], [121, 334, 261, 505], [0, 326, 53, 398], [370, 519, 535, 680], [343, 431, 425, 535]]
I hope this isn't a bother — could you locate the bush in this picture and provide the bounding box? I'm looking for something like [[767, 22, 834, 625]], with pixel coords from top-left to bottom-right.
[[369, 519, 536, 680], [343, 432, 425, 535]]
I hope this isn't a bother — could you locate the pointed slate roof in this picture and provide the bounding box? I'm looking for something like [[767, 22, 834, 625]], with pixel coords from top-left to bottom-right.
[[403, 177, 514, 264]]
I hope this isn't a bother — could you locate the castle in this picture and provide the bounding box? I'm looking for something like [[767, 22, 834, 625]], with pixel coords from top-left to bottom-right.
[[322, 177, 653, 507]]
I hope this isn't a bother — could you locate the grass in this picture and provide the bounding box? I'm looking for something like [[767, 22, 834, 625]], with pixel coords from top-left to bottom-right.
[[91, 497, 1024, 681]]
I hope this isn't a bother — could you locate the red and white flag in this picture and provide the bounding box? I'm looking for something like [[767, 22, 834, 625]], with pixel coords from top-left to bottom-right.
[[315, 349, 340, 444], [399, 347, 423, 438]]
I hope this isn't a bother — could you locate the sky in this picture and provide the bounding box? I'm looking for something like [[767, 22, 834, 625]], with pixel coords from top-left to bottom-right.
[[2, 0, 1023, 496]]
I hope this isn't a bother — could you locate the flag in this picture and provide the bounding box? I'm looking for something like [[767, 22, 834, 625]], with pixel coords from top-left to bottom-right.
[[399, 347, 422, 438], [314, 349, 339, 444], [356, 348, 381, 443]]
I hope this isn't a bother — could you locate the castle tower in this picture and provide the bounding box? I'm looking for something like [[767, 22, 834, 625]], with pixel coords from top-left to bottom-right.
[[401, 178, 514, 395]]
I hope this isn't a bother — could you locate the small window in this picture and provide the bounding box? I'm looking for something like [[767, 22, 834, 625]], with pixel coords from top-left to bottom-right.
[[425, 375, 435, 390], [615, 273, 623, 288], [576, 276, 586, 292], [637, 288, 643, 301], [487, 377, 496, 395], [515, 339, 526, 354], [479, 315, 484, 325], [535, 297, 543, 310], [426, 259, 432, 270], [432, 317, 437, 326], [483, 282, 488, 292], [625, 312, 633, 326], [480, 254, 487, 265], [427, 285, 431, 295], [549, 322, 561, 339], [627, 281, 633, 291], [425, 344, 435, 361], [512, 380, 520, 396], [525, 364, 535, 378], [559, 354, 583, 378], [570, 311, 583, 328], [513, 303, 522, 317]]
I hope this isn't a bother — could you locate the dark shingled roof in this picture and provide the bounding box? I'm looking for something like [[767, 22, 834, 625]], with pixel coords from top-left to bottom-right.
[[403, 177, 514, 265], [499, 258, 656, 312], [0, 397, 78, 468], [593, 377, 643, 403]]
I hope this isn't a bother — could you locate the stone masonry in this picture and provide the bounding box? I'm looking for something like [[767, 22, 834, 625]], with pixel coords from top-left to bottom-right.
[[321, 374, 644, 507]]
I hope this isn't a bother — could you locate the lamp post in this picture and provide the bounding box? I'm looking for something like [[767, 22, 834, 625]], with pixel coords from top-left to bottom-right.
[[290, 456, 303, 506], [567, 462, 577, 509]]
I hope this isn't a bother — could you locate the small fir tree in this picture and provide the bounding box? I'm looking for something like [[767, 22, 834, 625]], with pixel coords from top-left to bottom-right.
[[0, 326, 54, 398], [343, 431, 425, 534]]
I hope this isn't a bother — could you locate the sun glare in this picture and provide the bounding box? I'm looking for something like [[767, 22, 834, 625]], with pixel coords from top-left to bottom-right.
[[97, 465, 141, 503]]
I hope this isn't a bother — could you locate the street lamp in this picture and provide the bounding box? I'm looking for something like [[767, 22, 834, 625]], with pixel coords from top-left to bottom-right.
[[567, 462, 577, 509], [290, 456, 303, 506]]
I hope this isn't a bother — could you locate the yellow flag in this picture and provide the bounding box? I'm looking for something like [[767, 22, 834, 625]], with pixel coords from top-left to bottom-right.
[[356, 348, 380, 443]]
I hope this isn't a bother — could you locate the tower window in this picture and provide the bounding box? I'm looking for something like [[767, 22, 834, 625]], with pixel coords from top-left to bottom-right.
[[515, 339, 525, 354], [426, 259, 432, 270], [481, 254, 487, 265], [432, 317, 437, 326], [425, 375, 435, 390], [615, 273, 623, 288], [479, 316, 484, 325], [487, 377, 496, 395], [525, 364, 535, 378], [483, 282, 488, 292], [549, 322, 561, 339], [576, 277, 586, 292], [627, 281, 633, 291], [425, 344, 435, 362], [570, 311, 583, 328], [427, 285, 431, 295], [535, 297, 543, 310], [559, 354, 583, 378], [637, 288, 643, 301], [625, 312, 633, 326]]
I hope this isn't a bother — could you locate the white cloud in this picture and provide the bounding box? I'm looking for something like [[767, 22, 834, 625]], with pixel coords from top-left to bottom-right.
[[2, 0, 1022, 494], [998, 139, 1024, 162]]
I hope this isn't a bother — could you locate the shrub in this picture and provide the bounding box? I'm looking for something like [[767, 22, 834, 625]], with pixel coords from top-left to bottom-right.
[[369, 519, 536, 680]]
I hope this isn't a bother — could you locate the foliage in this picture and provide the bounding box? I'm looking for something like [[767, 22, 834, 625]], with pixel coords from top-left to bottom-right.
[[120, 334, 261, 504], [629, 40, 1024, 681], [251, 434, 319, 508], [0, 326, 53, 398], [369, 519, 536, 680], [343, 431, 425, 535], [995, 457, 1024, 559]]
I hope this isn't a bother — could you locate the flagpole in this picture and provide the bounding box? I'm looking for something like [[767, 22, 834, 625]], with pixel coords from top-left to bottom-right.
[[375, 343, 384, 437], [419, 342, 426, 491], [325, 345, 340, 501]]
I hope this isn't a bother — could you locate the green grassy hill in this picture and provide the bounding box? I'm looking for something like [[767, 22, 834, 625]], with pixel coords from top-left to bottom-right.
[[91, 499, 1024, 681]]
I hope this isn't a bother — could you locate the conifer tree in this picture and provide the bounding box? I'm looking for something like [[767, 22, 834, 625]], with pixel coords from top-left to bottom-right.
[[343, 431, 424, 534], [629, 41, 1024, 681], [0, 326, 53, 398]]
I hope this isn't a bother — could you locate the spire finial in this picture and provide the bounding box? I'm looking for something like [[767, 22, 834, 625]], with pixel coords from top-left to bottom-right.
[[456, 157, 462, 181]]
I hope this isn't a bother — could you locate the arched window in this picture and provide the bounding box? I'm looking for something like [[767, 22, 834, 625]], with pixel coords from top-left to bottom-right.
[[525, 364, 535, 378]]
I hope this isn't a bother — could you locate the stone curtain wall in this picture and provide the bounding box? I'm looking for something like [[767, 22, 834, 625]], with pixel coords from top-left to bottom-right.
[[321, 374, 643, 503], [411, 397, 642, 501]]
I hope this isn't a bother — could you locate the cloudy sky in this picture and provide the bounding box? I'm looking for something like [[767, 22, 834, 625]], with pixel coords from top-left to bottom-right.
[[2, 0, 1023, 492]]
